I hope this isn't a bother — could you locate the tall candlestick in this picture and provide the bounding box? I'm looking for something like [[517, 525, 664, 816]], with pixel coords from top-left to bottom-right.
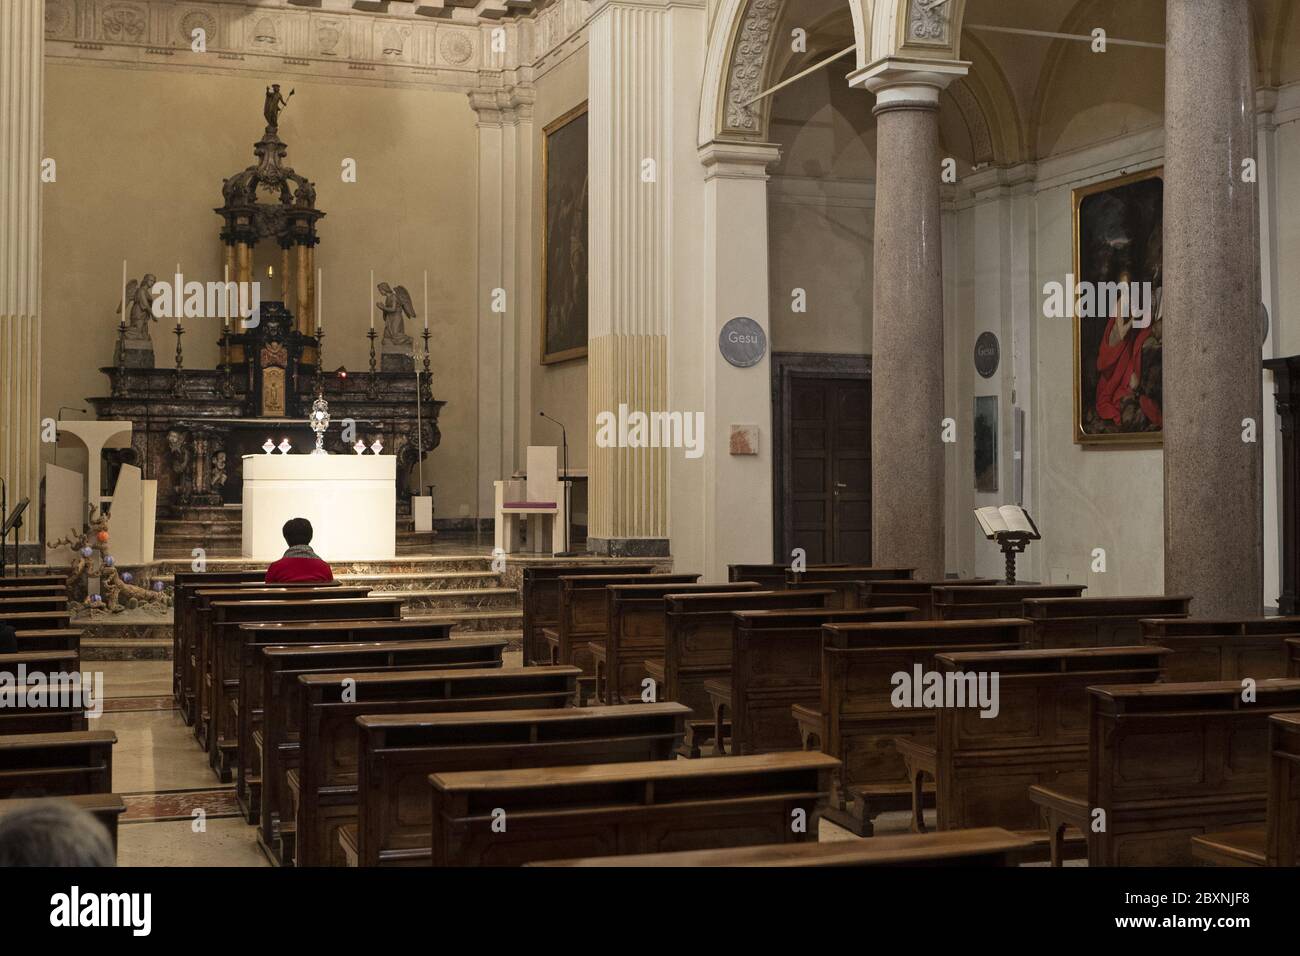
[[369, 269, 375, 329], [423, 270, 429, 331]]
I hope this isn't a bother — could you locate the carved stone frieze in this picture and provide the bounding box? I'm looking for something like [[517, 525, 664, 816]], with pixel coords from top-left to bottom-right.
[[724, 0, 783, 136]]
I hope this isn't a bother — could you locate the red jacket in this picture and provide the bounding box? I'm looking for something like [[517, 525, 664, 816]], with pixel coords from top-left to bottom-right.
[[265, 556, 335, 584]]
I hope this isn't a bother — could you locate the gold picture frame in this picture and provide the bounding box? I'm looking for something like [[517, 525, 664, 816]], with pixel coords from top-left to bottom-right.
[[1071, 166, 1164, 446], [540, 102, 589, 365]]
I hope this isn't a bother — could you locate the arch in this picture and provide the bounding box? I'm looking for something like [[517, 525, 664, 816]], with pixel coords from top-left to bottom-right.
[[700, 0, 972, 146]]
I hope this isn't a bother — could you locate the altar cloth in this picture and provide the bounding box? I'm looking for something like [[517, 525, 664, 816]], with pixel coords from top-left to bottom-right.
[[241, 454, 396, 560]]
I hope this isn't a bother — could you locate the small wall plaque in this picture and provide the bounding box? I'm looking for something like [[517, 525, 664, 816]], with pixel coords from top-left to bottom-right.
[[719, 317, 767, 368], [974, 331, 1000, 379]]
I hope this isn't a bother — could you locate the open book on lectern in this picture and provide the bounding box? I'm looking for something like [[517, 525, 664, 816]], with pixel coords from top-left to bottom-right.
[[974, 505, 1040, 540]]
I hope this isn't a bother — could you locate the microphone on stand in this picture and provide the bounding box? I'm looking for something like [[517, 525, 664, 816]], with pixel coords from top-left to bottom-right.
[[538, 411, 577, 556]]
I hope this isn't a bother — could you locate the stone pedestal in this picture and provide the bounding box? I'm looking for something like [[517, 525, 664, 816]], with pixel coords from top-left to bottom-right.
[[1162, 0, 1263, 615]]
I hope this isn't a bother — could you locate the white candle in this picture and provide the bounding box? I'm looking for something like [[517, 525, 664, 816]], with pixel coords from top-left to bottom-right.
[[369, 269, 375, 329], [120, 260, 127, 327], [175, 264, 183, 323], [222, 264, 230, 328], [316, 267, 323, 331], [423, 270, 429, 331]]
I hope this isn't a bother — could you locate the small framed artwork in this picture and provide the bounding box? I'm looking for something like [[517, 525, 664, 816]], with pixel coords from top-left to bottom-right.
[[540, 102, 589, 365], [1072, 167, 1164, 445], [974, 395, 998, 494]]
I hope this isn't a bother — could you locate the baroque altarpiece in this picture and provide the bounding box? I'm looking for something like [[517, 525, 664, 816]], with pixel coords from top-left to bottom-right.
[[89, 90, 443, 516]]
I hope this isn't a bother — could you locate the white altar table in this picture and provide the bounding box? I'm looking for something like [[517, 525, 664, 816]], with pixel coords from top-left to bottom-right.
[[241, 454, 396, 560]]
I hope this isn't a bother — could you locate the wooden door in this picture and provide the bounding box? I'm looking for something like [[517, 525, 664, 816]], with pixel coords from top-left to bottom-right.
[[784, 375, 871, 564]]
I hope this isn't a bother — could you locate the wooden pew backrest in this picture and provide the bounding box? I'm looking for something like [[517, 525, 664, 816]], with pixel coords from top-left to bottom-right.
[[1140, 616, 1300, 681]]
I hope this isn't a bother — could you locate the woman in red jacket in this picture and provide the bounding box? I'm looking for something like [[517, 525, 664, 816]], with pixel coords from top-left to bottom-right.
[[264, 517, 335, 584]]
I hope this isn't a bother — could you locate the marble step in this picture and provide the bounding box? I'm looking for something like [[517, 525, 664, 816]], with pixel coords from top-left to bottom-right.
[[395, 587, 518, 612], [404, 607, 523, 634]]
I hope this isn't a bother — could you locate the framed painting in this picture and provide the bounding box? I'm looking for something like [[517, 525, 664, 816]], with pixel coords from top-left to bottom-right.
[[540, 102, 589, 365], [1072, 167, 1164, 445]]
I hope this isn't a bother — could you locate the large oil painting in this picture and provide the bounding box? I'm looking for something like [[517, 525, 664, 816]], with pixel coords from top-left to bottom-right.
[[1072, 168, 1164, 445], [541, 103, 589, 364]]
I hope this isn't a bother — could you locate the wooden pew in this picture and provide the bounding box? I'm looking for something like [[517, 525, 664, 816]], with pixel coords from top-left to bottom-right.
[[294, 665, 580, 867], [429, 751, 838, 866], [1022, 594, 1191, 648], [173, 570, 266, 723], [0, 610, 72, 632], [1140, 617, 1300, 682], [192, 583, 361, 747], [347, 702, 690, 867], [204, 592, 396, 780], [0, 793, 126, 855], [0, 595, 68, 615], [542, 573, 700, 693], [0, 650, 89, 734], [0, 731, 115, 798], [235, 619, 458, 823], [256, 633, 507, 865], [598, 581, 762, 706], [795, 619, 1028, 835], [530, 827, 1037, 867], [521, 564, 655, 667], [932, 584, 1087, 620], [859, 579, 1000, 619], [728, 564, 811, 589], [662, 589, 836, 755], [1029, 679, 1300, 866], [1191, 712, 1300, 867], [12, 629, 81, 653], [0, 575, 68, 589], [708, 606, 919, 756], [0, 583, 68, 598], [787, 567, 920, 609], [895, 646, 1169, 853]]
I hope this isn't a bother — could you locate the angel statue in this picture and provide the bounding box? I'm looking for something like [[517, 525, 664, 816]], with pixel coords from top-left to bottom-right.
[[377, 282, 417, 371], [115, 274, 159, 367]]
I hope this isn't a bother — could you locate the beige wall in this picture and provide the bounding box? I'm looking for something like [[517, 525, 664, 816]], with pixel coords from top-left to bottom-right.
[[767, 66, 874, 356], [529, 44, 589, 469], [40, 62, 480, 513]]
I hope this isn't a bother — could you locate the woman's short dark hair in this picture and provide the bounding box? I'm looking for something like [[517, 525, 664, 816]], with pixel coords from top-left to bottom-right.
[[282, 517, 313, 546]]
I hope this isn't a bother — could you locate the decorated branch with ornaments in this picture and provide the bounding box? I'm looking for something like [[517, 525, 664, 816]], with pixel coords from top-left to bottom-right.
[[47, 505, 170, 612]]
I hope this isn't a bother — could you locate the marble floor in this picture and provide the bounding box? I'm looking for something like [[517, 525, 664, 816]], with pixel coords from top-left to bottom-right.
[[97, 661, 268, 867], [94, 660, 1071, 866]]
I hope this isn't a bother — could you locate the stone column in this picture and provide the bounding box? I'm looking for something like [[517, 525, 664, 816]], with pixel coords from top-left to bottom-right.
[[586, 0, 705, 558], [1163, 0, 1262, 615], [0, 0, 43, 547], [851, 59, 966, 578]]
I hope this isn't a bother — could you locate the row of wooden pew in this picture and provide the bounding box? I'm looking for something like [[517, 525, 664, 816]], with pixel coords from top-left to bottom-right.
[[520, 563, 1300, 866], [0, 574, 128, 859], [10, 562, 1300, 867], [162, 564, 1057, 866]]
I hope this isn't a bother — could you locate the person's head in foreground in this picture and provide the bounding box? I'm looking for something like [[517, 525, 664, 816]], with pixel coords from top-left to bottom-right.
[[0, 801, 116, 867], [264, 517, 334, 584]]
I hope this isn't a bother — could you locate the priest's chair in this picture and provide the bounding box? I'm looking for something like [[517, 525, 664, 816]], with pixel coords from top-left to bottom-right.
[[494, 446, 566, 556]]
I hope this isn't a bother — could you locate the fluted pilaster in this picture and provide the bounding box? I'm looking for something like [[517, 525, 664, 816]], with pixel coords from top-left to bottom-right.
[[586, 0, 685, 556], [0, 0, 44, 546]]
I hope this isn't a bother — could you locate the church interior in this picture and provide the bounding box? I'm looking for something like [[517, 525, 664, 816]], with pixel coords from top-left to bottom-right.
[[2, 0, 1300, 890]]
